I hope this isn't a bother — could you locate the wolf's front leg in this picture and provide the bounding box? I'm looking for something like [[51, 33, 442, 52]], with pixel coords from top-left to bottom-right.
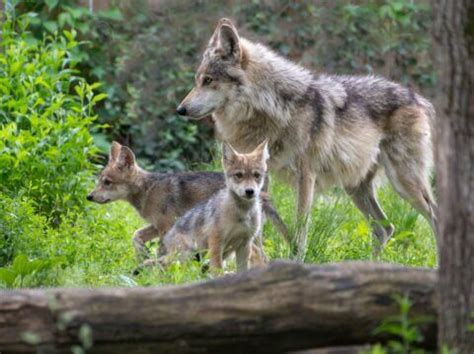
[[294, 162, 316, 261], [236, 242, 251, 272], [133, 225, 159, 261]]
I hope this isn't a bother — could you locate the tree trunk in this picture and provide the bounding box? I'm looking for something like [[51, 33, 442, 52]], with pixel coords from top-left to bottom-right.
[[0, 262, 436, 354], [433, 0, 474, 352]]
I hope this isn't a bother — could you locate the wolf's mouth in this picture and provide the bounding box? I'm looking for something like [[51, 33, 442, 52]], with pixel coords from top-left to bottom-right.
[[185, 111, 213, 120]]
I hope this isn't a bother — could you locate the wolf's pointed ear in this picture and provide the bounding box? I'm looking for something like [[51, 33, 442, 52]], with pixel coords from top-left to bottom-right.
[[117, 145, 136, 170], [222, 142, 238, 163], [253, 139, 270, 162], [217, 21, 241, 63], [109, 141, 121, 162]]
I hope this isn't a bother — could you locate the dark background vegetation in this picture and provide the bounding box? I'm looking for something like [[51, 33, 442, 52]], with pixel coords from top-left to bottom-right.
[[10, 0, 434, 170]]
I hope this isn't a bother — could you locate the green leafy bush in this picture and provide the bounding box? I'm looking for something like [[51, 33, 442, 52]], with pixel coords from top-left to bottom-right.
[[0, 193, 49, 266], [0, 254, 51, 288], [0, 13, 101, 222]]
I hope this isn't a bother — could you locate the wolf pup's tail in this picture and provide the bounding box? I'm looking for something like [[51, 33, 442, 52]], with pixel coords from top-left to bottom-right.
[[261, 192, 291, 245]]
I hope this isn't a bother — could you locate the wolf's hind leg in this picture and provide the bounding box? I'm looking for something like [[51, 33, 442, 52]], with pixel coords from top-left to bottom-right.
[[345, 168, 394, 253]]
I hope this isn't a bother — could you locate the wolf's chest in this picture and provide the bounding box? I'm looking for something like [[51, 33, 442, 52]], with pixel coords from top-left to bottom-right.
[[222, 214, 258, 250]]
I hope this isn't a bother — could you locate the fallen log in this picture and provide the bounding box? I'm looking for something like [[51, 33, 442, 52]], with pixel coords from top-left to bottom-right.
[[0, 261, 437, 353]]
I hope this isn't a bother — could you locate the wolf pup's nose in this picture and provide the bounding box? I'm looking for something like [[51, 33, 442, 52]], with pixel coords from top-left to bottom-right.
[[86, 194, 93, 201], [176, 106, 187, 116], [245, 189, 255, 198]]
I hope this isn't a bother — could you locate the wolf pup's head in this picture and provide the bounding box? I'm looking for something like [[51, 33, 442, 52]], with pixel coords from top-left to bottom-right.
[[87, 142, 139, 204], [222, 139, 269, 201], [177, 18, 246, 119]]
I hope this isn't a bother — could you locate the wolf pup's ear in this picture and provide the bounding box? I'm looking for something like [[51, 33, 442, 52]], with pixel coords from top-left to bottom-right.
[[117, 145, 136, 170], [253, 139, 270, 163], [222, 142, 238, 163], [217, 20, 241, 63], [109, 141, 122, 162]]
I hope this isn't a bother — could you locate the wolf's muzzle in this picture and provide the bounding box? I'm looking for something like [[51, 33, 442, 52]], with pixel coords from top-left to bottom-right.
[[176, 106, 187, 116]]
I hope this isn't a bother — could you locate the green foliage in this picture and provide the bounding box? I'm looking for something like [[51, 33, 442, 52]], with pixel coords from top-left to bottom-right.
[[371, 295, 433, 354], [0, 13, 100, 222], [266, 179, 437, 267], [237, 0, 433, 88], [0, 175, 438, 289], [0, 254, 50, 287], [363, 294, 456, 354]]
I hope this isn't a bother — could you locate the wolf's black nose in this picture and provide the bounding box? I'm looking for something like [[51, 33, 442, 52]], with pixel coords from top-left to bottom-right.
[[176, 106, 187, 116], [86, 194, 93, 201], [245, 189, 255, 198]]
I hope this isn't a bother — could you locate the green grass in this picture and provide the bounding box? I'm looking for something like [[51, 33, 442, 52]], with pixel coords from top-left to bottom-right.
[[0, 176, 436, 289], [267, 177, 436, 267]]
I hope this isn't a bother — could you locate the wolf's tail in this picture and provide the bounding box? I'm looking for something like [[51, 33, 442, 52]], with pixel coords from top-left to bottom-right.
[[416, 94, 437, 170], [417, 94, 437, 132], [261, 192, 291, 245]]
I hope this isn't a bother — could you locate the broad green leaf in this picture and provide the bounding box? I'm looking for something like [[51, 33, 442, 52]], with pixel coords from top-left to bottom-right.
[[45, 0, 58, 10]]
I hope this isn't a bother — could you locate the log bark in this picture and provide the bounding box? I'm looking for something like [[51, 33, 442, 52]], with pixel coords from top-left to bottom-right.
[[433, 0, 474, 352], [0, 262, 436, 353]]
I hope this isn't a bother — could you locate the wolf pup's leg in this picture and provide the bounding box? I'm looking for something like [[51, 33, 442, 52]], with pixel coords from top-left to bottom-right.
[[236, 242, 251, 272], [253, 176, 271, 262], [132, 225, 159, 261], [293, 161, 316, 261], [261, 193, 291, 245], [208, 229, 223, 274]]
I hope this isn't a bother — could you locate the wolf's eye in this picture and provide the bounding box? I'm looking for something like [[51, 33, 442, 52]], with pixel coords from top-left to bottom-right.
[[203, 77, 213, 86], [235, 172, 243, 179], [103, 179, 112, 186], [253, 172, 261, 180]]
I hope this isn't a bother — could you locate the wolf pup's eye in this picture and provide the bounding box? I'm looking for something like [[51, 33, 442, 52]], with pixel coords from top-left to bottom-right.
[[203, 77, 213, 86], [103, 179, 112, 186], [253, 172, 261, 180], [235, 172, 243, 179]]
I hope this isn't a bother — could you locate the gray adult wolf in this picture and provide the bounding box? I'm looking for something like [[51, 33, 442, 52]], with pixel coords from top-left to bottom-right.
[[177, 18, 437, 259]]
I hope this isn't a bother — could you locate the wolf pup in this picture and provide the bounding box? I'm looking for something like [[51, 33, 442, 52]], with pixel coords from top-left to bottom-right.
[[158, 140, 269, 273], [87, 142, 288, 264], [177, 18, 437, 259]]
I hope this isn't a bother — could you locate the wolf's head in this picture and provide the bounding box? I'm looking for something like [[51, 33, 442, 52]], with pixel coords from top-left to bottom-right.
[[87, 142, 140, 204], [177, 18, 246, 119], [222, 139, 269, 201]]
